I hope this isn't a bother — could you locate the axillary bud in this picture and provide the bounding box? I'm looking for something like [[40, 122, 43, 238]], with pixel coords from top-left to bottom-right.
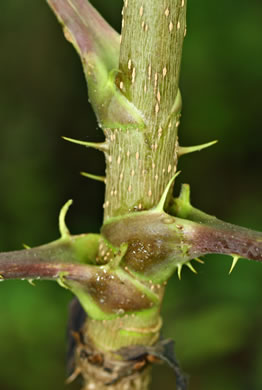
[[101, 210, 195, 283]]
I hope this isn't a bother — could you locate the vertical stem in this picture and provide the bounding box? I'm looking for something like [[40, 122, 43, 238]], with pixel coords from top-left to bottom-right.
[[82, 1, 187, 389], [104, 0, 187, 219], [47, 1, 188, 389]]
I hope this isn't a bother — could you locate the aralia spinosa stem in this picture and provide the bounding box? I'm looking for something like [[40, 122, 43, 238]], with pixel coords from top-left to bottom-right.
[[0, 0, 262, 389]]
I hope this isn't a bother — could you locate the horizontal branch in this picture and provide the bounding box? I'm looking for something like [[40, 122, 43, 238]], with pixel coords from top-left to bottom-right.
[[0, 234, 159, 319], [186, 218, 262, 262], [169, 184, 262, 262], [0, 234, 99, 281], [102, 201, 262, 282]]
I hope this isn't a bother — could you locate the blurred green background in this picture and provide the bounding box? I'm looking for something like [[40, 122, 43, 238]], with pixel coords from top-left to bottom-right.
[[0, 1, 262, 389]]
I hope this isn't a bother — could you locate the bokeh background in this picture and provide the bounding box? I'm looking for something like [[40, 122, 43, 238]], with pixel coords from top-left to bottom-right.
[[0, 1, 262, 389]]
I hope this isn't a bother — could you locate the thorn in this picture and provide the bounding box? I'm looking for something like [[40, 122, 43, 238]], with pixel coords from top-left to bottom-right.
[[23, 243, 31, 249], [178, 140, 218, 157], [59, 199, 73, 238], [229, 255, 240, 274], [155, 171, 181, 212], [179, 183, 191, 204], [194, 257, 205, 264], [177, 264, 183, 280], [57, 272, 69, 290], [28, 279, 35, 286], [185, 261, 197, 274], [0, 274, 4, 281], [81, 172, 106, 183], [62, 136, 108, 152], [65, 367, 82, 385]]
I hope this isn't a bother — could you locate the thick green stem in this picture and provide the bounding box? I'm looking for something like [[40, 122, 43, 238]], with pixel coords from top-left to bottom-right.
[[85, 1, 187, 389], [103, 0, 186, 219]]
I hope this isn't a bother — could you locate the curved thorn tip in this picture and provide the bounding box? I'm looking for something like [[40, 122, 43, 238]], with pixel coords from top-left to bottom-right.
[[155, 171, 181, 212], [57, 271, 70, 290], [229, 255, 240, 275], [59, 199, 73, 238]]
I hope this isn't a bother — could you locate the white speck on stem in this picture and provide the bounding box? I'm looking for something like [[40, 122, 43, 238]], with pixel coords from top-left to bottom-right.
[[132, 67, 136, 83], [148, 65, 152, 80]]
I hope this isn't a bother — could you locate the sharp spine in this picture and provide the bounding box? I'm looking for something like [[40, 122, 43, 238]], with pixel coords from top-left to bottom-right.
[[178, 140, 218, 157], [59, 199, 73, 238], [155, 171, 181, 212], [229, 255, 240, 274], [194, 257, 205, 264], [185, 261, 197, 274], [62, 136, 108, 152], [81, 172, 106, 183], [177, 264, 183, 280]]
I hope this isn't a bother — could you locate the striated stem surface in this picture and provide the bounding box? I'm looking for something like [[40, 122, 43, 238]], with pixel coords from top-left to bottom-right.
[[104, 0, 187, 219], [83, 1, 187, 389]]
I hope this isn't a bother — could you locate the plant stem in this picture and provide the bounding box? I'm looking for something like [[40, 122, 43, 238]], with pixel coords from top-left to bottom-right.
[[82, 1, 187, 389], [1, 0, 262, 389], [104, 0, 187, 219]]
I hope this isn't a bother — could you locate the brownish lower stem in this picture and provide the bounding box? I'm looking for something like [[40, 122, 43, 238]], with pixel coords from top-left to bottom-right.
[[73, 320, 153, 390]]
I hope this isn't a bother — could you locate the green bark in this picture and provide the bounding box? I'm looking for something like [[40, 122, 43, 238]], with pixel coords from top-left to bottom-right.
[[104, 0, 186, 219], [82, 1, 186, 388]]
